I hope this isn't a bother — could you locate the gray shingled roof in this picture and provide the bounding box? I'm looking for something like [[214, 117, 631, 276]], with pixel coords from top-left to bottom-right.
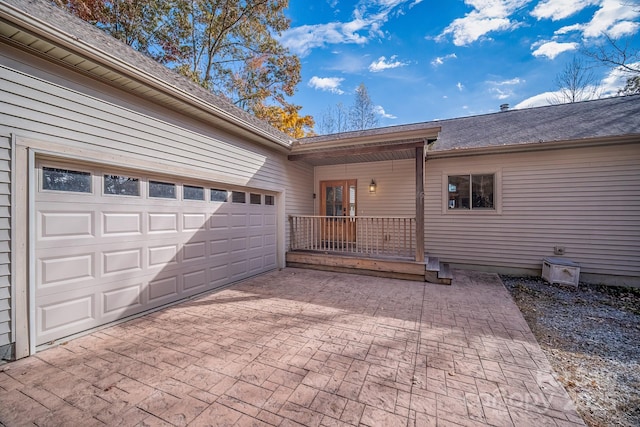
[[2, 0, 292, 144], [302, 95, 640, 152]]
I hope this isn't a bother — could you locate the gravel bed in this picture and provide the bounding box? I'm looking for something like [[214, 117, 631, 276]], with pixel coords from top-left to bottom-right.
[[501, 275, 640, 427]]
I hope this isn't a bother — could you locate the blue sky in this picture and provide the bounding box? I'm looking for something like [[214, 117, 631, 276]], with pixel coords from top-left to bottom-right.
[[279, 0, 640, 131]]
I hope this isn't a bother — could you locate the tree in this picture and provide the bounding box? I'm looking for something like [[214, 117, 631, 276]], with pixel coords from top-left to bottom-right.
[[54, 0, 174, 61], [349, 83, 379, 130], [585, 33, 640, 76], [619, 75, 640, 95], [55, 0, 302, 117], [584, 33, 640, 95], [255, 104, 315, 138], [318, 102, 349, 134], [551, 56, 602, 104]]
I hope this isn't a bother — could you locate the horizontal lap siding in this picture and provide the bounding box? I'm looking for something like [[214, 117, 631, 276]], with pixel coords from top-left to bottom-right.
[[425, 144, 640, 277], [314, 160, 415, 217], [0, 136, 9, 352], [0, 47, 313, 267]]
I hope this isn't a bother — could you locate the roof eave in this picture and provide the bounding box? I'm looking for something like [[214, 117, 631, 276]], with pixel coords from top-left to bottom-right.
[[426, 134, 640, 159]]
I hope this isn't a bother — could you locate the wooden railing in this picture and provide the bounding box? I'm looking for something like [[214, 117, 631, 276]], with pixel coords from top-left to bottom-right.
[[289, 215, 416, 259]]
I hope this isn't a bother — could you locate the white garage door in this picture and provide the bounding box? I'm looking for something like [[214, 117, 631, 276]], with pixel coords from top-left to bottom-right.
[[34, 160, 277, 346]]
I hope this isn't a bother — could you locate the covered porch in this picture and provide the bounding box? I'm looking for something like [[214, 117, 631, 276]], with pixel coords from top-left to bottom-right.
[[287, 126, 452, 285]]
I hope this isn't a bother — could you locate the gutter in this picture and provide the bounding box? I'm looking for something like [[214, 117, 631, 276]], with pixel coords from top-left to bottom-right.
[[0, 1, 293, 150]]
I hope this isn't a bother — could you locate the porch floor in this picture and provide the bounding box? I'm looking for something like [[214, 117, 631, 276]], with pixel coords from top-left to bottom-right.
[[0, 268, 584, 426], [286, 251, 452, 285]]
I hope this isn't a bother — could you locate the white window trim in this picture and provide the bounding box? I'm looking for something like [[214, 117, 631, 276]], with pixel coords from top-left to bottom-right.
[[441, 169, 502, 215]]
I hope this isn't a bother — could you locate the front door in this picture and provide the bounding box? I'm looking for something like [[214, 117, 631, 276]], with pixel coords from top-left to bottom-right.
[[320, 180, 356, 248]]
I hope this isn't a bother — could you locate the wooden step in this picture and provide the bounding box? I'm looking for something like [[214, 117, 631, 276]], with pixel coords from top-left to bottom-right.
[[426, 257, 440, 272], [439, 263, 453, 281]]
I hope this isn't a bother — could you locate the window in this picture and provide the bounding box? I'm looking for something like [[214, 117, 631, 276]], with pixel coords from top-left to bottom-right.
[[265, 195, 275, 206], [250, 193, 261, 204], [184, 185, 204, 201], [42, 167, 91, 193], [104, 175, 139, 196], [232, 191, 246, 203], [211, 189, 228, 202], [448, 174, 494, 210], [149, 180, 176, 199]]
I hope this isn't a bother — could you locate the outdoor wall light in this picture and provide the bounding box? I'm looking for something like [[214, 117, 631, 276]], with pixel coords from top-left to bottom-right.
[[369, 179, 377, 193]]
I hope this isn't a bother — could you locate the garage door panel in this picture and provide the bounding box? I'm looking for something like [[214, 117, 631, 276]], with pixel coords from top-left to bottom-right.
[[148, 276, 179, 303], [230, 213, 247, 227], [148, 244, 179, 267], [148, 213, 178, 233], [249, 235, 263, 249], [35, 161, 278, 346], [183, 241, 207, 261], [264, 214, 276, 226], [210, 238, 230, 255], [39, 211, 94, 240], [39, 253, 95, 288], [103, 212, 143, 236], [37, 292, 95, 340], [210, 264, 229, 286], [263, 234, 276, 246], [102, 284, 144, 315], [230, 260, 248, 279], [102, 248, 142, 276], [183, 269, 207, 292], [231, 237, 247, 252], [264, 253, 277, 268], [249, 256, 263, 273], [183, 213, 208, 231], [209, 213, 230, 229], [249, 214, 262, 226]]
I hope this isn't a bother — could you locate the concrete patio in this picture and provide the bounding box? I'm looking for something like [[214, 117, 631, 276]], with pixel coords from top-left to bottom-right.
[[0, 268, 585, 426]]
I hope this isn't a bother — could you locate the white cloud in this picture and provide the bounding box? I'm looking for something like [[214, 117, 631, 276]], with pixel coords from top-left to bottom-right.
[[281, 22, 369, 57], [513, 61, 640, 108], [552, 0, 640, 39], [436, 0, 530, 46], [374, 105, 397, 119], [531, 40, 579, 59], [531, 0, 598, 21], [513, 91, 557, 108], [431, 53, 457, 67], [487, 77, 524, 99], [308, 76, 345, 94], [281, 0, 420, 56], [607, 21, 640, 38], [368, 55, 408, 72], [457, 82, 465, 91], [599, 61, 640, 95]]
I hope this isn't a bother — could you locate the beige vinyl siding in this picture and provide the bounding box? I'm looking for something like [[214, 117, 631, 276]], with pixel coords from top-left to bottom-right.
[[425, 143, 640, 277], [0, 135, 10, 355], [0, 47, 313, 249], [314, 159, 415, 217]]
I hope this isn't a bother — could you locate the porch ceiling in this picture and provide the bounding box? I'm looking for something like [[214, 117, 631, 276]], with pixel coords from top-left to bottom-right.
[[289, 125, 440, 165]]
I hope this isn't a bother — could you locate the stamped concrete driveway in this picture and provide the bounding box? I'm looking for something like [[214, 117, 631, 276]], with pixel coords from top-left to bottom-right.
[[0, 268, 585, 426]]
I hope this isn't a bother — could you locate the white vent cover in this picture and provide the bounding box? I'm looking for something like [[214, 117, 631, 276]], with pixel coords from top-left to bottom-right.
[[542, 257, 580, 286]]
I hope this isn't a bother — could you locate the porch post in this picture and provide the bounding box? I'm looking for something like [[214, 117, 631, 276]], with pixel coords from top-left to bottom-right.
[[415, 142, 425, 263]]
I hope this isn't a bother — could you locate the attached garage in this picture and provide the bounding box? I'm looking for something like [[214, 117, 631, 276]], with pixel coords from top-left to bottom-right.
[[34, 159, 277, 346]]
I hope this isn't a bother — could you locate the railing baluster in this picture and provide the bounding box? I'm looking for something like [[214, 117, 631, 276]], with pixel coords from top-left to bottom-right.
[[288, 215, 415, 260]]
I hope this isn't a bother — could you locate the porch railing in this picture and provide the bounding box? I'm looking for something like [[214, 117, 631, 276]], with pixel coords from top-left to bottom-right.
[[289, 215, 416, 259]]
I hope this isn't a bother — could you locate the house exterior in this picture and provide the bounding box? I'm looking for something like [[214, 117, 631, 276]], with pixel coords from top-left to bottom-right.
[[293, 97, 640, 286], [1, 0, 638, 361]]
